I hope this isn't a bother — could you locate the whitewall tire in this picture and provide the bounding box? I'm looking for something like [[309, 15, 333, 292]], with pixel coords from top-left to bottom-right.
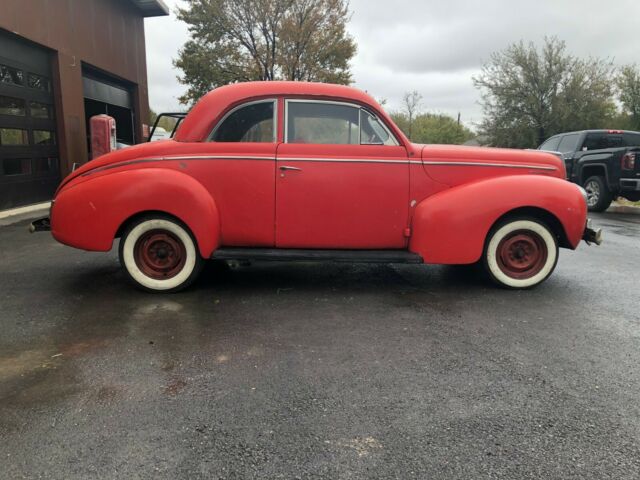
[[483, 218, 558, 289], [119, 215, 204, 292]]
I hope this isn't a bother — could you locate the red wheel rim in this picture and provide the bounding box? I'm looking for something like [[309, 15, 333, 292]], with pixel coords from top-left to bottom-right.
[[133, 229, 187, 280], [496, 230, 548, 280]]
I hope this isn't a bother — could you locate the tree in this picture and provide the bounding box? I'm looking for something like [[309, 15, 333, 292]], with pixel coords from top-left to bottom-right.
[[473, 38, 616, 148], [401, 90, 422, 141], [391, 112, 474, 145], [174, 0, 356, 105], [617, 65, 640, 130]]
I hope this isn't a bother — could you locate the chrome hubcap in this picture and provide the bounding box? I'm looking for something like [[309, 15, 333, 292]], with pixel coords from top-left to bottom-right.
[[585, 181, 600, 207]]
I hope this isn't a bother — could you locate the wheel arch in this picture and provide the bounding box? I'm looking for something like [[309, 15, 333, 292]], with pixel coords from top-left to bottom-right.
[[116, 210, 193, 240], [489, 206, 571, 249], [580, 163, 608, 185]]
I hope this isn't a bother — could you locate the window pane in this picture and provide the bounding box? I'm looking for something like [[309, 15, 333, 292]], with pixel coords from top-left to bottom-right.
[[33, 157, 58, 173], [0, 128, 29, 145], [0, 64, 24, 86], [3, 158, 31, 175], [623, 133, 640, 147], [557, 134, 580, 154], [33, 130, 55, 145], [29, 101, 51, 119], [0, 96, 26, 116], [287, 102, 359, 144], [539, 136, 560, 151], [583, 133, 606, 150], [28, 73, 50, 92], [606, 136, 623, 148], [360, 110, 395, 145], [212, 102, 274, 142]]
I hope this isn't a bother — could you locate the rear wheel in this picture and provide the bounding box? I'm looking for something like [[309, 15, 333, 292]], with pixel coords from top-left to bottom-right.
[[483, 218, 558, 289], [583, 176, 613, 212], [119, 215, 204, 292]]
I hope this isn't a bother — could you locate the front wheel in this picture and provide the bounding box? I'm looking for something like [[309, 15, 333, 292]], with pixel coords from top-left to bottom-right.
[[483, 218, 559, 289], [119, 215, 204, 292]]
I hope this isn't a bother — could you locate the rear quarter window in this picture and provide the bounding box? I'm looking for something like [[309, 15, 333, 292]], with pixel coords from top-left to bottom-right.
[[623, 133, 640, 147]]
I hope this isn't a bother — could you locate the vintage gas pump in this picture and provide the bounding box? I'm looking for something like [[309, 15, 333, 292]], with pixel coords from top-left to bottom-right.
[[90, 114, 116, 159]]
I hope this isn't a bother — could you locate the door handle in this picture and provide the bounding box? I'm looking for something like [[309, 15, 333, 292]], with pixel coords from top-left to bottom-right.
[[279, 165, 302, 171]]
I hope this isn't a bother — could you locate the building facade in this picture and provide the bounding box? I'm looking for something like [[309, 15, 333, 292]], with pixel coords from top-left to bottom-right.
[[0, 0, 168, 210]]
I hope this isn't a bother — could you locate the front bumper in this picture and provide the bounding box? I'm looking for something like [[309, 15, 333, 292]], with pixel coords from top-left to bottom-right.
[[582, 219, 603, 246], [29, 217, 51, 233]]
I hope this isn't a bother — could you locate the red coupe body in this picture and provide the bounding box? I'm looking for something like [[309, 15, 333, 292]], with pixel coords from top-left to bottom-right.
[[47, 81, 593, 291]]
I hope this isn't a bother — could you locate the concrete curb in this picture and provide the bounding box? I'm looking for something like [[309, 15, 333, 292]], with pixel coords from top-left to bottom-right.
[[0, 202, 51, 220], [607, 204, 640, 215], [0, 202, 51, 227]]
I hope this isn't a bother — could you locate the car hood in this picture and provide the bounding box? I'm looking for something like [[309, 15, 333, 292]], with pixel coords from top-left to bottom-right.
[[419, 144, 565, 186]]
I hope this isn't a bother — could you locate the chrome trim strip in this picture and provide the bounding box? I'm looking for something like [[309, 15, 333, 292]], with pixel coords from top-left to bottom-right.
[[422, 160, 557, 171], [167, 155, 275, 161], [78, 156, 556, 178], [80, 155, 277, 176], [278, 157, 416, 164]]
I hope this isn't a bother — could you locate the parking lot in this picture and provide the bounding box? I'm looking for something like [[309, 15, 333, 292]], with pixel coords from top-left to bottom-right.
[[1, 212, 639, 479]]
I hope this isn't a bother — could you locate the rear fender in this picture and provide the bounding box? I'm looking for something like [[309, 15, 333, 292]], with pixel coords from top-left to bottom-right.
[[51, 168, 220, 257], [409, 175, 587, 264]]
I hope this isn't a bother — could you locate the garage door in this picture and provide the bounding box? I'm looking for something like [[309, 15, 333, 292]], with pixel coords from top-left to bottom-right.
[[0, 30, 59, 210]]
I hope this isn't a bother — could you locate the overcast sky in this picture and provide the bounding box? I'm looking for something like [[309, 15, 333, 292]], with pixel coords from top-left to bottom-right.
[[144, 0, 640, 129]]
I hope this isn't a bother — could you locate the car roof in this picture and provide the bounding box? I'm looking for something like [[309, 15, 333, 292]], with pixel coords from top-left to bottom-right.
[[174, 81, 407, 143], [549, 129, 640, 138]]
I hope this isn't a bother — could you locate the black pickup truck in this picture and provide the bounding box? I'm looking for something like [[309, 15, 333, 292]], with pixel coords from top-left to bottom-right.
[[538, 130, 640, 211]]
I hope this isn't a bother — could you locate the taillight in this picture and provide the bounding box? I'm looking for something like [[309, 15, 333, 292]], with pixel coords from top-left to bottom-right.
[[621, 152, 636, 170]]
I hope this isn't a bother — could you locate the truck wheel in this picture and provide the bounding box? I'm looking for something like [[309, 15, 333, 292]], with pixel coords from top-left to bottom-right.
[[119, 215, 204, 292], [583, 176, 613, 212], [483, 217, 558, 289]]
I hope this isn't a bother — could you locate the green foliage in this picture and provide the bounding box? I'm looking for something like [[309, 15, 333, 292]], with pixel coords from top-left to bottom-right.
[[473, 37, 616, 148], [391, 112, 475, 145], [617, 65, 640, 131], [174, 0, 356, 106]]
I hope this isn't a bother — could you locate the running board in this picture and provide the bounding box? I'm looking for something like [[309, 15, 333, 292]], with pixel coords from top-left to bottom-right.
[[211, 248, 423, 264]]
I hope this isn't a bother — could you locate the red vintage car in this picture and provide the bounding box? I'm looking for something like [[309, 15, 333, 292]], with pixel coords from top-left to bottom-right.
[[32, 81, 602, 292]]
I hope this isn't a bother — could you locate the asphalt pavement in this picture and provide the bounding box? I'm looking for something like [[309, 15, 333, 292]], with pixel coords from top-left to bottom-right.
[[1, 212, 639, 479]]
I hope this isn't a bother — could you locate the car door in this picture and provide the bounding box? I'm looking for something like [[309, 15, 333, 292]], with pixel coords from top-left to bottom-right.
[[275, 99, 409, 249], [557, 133, 582, 179], [192, 99, 278, 247]]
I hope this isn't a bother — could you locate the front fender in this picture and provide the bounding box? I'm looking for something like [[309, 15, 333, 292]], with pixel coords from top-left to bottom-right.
[[51, 168, 220, 257], [409, 175, 587, 264]]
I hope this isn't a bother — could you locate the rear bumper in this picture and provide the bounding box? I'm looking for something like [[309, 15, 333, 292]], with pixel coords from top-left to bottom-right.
[[620, 179, 640, 192], [582, 219, 603, 245], [29, 217, 51, 233]]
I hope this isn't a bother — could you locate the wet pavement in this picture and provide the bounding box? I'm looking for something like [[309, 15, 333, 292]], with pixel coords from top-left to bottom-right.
[[1, 212, 639, 479]]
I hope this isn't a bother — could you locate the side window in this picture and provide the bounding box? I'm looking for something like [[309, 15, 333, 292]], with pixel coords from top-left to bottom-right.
[[360, 110, 397, 146], [539, 136, 561, 151], [286, 101, 359, 144], [623, 133, 640, 147], [557, 134, 580, 154], [211, 101, 275, 142], [606, 136, 623, 148], [583, 133, 607, 151]]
